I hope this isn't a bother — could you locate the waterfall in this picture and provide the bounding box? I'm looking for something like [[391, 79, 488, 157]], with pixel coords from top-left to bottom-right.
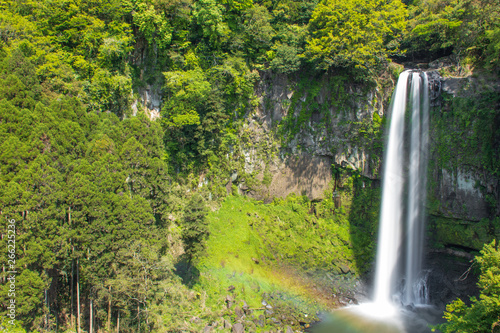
[[405, 72, 430, 305], [373, 70, 430, 307], [312, 71, 432, 333], [373, 71, 410, 305]]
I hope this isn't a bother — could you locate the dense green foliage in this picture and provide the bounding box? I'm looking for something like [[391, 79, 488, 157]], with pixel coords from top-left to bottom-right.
[[402, 0, 500, 67], [0, 93, 185, 331], [435, 241, 500, 333], [0, 0, 499, 331], [182, 193, 209, 262], [306, 0, 406, 71]]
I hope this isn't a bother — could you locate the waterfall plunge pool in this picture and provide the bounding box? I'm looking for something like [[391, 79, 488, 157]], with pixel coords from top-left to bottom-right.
[[310, 303, 444, 333]]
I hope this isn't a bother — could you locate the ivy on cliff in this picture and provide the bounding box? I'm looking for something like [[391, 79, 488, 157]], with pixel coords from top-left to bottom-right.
[[433, 91, 500, 177]]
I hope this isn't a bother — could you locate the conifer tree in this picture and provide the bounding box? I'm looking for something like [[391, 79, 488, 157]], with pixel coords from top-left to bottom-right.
[[182, 194, 209, 262]]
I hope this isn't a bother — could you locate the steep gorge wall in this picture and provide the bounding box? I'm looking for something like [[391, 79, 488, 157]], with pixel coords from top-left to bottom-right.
[[237, 63, 499, 251], [426, 66, 500, 251], [236, 68, 396, 202]]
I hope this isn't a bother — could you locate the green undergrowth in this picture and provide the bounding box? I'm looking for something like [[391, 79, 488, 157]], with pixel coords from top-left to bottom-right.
[[427, 215, 499, 252], [197, 195, 331, 311], [195, 177, 380, 322]]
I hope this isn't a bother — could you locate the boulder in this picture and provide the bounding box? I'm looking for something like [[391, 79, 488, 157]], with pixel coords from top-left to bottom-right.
[[235, 306, 245, 319], [225, 295, 234, 309], [242, 300, 251, 314], [339, 264, 351, 274], [232, 323, 244, 333]]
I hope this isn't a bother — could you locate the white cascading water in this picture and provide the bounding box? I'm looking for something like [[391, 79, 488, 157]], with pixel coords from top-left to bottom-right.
[[405, 72, 430, 305], [315, 71, 431, 333], [373, 70, 410, 306], [405, 72, 422, 304], [373, 70, 430, 307]]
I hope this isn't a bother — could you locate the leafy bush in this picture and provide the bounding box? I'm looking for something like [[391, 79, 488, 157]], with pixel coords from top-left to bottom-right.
[[435, 241, 500, 333]]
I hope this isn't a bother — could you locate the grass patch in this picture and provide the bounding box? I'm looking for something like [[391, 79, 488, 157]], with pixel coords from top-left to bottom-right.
[[195, 187, 378, 308]]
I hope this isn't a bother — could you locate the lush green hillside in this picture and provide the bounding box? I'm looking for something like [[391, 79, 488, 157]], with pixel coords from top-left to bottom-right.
[[0, 0, 499, 331]]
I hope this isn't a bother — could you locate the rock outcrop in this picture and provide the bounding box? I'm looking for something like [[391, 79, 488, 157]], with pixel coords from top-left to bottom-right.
[[236, 63, 499, 250]]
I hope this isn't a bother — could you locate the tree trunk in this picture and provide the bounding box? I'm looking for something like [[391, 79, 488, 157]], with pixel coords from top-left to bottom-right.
[[137, 304, 140, 333], [429, 248, 474, 260], [90, 298, 93, 333], [107, 286, 112, 332], [77, 258, 81, 333], [71, 259, 74, 329], [45, 289, 49, 329], [116, 312, 120, 333], [70, 210, 75, 330]]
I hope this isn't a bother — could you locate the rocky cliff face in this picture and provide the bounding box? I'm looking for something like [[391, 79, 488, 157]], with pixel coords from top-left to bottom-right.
[[237, 68, 397, 202], [430, 68, 499, 222], [237, 62, 499, 250], [255, 70, 390, 176], [132, 51, 498, 250], [427, 68, 500, 251], [130, 39, 163, 121]]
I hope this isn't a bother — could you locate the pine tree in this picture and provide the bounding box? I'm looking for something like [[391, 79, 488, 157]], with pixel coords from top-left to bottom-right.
[[182, 194, 209, 262]]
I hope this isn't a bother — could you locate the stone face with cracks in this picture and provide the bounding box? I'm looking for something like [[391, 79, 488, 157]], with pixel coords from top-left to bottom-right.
[[255, 153, 332, 202]]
